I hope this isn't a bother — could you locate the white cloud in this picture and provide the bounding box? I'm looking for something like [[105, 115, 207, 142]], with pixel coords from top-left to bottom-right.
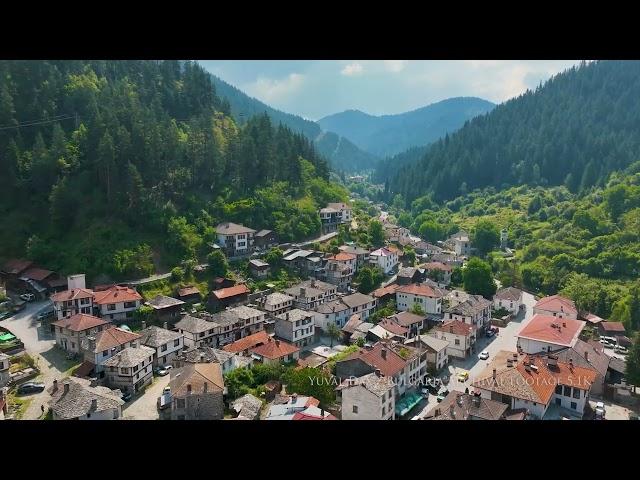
[[244, 73, 305, 103], [341, 63, 364, 76], [383, 60, 408, 72]]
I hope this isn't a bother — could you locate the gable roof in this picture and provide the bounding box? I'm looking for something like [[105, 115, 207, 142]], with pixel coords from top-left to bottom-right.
[[436, 320, 474, 336], [2, 258, 34, 274], [21, 267, 55, 281], [215, 222, 256, 235], [93, 285, 142, 305], [178, 285, 201, 297], [174, 315, 213, 334], [599, 321, 626, 333], [378, 319, 409, 336], [389, 311, 426, 327], [534, 339, 609, 378], [48, 377, 123, 419], [372, 283, 399, 298], [147, 295, 185, 310], [138, 326, 182, 348], [341, 343, 407, 377], [102, 346, 154, 368], [84, 327, 140, 353], [51, 314, 110, 332], [396, 283, 442, 298], [534, 295, 578, 315], [422, 261, 452, 272], [328, 252, 357, 262], [517, 314, 585, 347], [51, 288, 94, 302], [255, 229, 274, 237], [211, 284, 250, 300], [342, 314, 363, 334], [170, 363, 224, 396], [251, 337, 299, 360], [494, 287, 523, 302], [223, 330, 271, 353]]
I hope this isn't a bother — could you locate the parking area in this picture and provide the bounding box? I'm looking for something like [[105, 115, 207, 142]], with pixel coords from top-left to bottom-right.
[[588, 398, 635, 420], [121, 374, 171, 420]]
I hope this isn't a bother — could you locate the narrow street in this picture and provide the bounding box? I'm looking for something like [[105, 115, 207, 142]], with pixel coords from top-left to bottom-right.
[[122, 374, 171, 420]]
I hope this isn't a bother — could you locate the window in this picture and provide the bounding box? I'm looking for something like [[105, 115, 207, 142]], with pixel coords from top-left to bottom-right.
[[555, 398, 561, 406], [454, 339, 460, 345], [107, 304, 116, 311], [71, 342, 75, 349], [352, 405, 358, 414], [124, 301, 136, 309], [563, 386, 571, 397], [573, 388, 581, 399], [555, 385, 562, 394], [570, 401, 577, 410], [120, 368, 129, 374], [133, 365, 139, 372], [161, 344, 167, 352], [174, 339, 180, 347], [382, 406, 385, 416]]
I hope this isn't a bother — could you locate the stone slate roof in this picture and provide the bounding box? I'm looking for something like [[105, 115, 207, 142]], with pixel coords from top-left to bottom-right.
[[147, 295, 185, 310], [169, 363, 224, 396], [48, 377, 123, 420], [276, 308, 313, 323], [102, 346, 155, 368], [215, 222, 256, 235], [426, 391, 508, 420], [232, 393, 262, 419], [337, 372, 395, 397], [176, 345, 236, 365], [175, 314, 213, 334], [261, 292, 294, 307], [341, 292, 375, 309], [138, 326, 182, 348]]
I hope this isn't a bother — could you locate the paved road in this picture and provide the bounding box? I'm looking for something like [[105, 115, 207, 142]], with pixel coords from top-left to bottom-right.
[[122, 374, 170, 420], [2, 299, 80, 419]]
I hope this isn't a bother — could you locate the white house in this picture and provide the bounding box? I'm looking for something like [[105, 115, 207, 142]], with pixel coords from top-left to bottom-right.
[[369, 246, 399, 274], [275, 309, 315, 348], [444, 290, 492, 334], [314, 292, 377, 331], [326, 202, 352, 224], [51, 313, 112, 354], [103, 345, 155, 394], [138, 324, 184, 367], [516, 314, 586, 354], [284, 279, 337, 310], [533, 295, 578, 320], [448, 231, 472, 256], [395, 283, 443, 314], [51, 287, 95, 320], [81, 327, 142, 374], [215, 222, 256, 257], [493, 287, 523, 314], [338, 372, 396, 420], [256, 292, 294, 317], [428, 320, 475, 359], [48, 377, 124, 420], [93, 285, 143, 322]]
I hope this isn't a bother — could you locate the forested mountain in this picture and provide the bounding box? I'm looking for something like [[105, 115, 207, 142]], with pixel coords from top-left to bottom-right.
[[373, 145, 429, 184], [318, 97, 495, 158], [209, 73, 378, 172], [0, 60, 346, 281], [386, 61, 640, 204]]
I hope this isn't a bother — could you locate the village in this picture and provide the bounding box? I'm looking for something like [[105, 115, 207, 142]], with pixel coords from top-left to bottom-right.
[[0, 200, 636, 421]]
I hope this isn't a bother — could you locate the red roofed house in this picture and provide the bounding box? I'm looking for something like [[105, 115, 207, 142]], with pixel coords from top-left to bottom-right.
[[208, 284, 250, 311], [93, 285, 143, 322], [51, 314, 112, 354], [369, 247, 399, 274], [598, 321, 626, 338], [81, 327, 142, 374], [372, 283, 399, 303], [223, 330, 272, 355], [325, 252, 357, 292], [517, 314, 586, 354], [428, 320, 475, 359], [250, 336, 300, 365], [533, 295, 578, 320], [422, 261, 452, 285], [396, 283, 443, 314], [51, 287, 95, 320]]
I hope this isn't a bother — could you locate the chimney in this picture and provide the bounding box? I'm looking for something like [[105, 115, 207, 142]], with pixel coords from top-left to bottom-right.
[[547, 354, 558, 368], [434, 408, 440, 417], [187, 384, 192, 394], [91, 398, 98, 411], [286, 312, 289, 320], [320, 408, 324, 417], [141, 321, 147, 330], [563, 322, 566, 328], [569, 358, 573, 369], [163, 322, 168, 330], [63, 382, 70, 394], [53, 379, 58, 393], [375, 368, 382, 377], [381, 348, 387, 360], [200, 353, 206, 362], [492, 369, 497, 380], [300, 287, 306, 297], [292, 393, 298, 403], [88, 336, 96, 352], [203, 382, 208, 393], [584, 351, 589, 362], [275, 339, 280, 347]]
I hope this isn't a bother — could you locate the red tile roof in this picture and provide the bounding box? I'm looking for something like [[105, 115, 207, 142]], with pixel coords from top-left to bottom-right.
[[599, 321, 626, 333], [21, 267, 54, 281], [251, 337, 299, 360], [178, 286, 201, 297], [50, 288, 94, 302], [223, 330, 271, 353], [345, 343, 407, 377], [92, 327, 141, 352], [437, 320, 474, 336], [93, 285, 142, 305], [534, 295, 578, 315], [422, 261, 452, 272], [396, 283, 442, 297], [378, 319, 409, 336], [212, 284, 250, 300], [292, 411, 337, 420], [518, 314, 585, 347], [51, 314, 110, 332], [372, 284, 399, 298], [328, 252, 356, 262], [390, 311, 426, 327]]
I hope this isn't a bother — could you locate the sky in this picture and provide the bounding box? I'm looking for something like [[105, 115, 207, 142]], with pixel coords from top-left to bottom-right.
[[198, 60, 582, 121]]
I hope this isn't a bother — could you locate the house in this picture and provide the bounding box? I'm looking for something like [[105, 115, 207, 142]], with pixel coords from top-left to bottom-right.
[[369, 247, 399, 274], [413, 241, 442, 256], [284, 279, 337, 310], [175, 315, 217, 348], [428, 320, 475, 359], [249, 259, 270, 278], [337, 371, 396, 420], [255, 292, 294, 317], [395, 283, 443, 314], [324, 252, 356, 292], [1, 259, 34, 290], [327, 202, 352, 224], [215, 222, 256, 257], [533, 295, 578, 319], [383, 224, 410, 243], [493, 287, 523, 314], [342, 314, 374, 344], [447, 230, 472, 256], [177, 285, 202, 304], [275, 309, 315, 348], [265, 394, 336, 420], [223, 330, 272, 356], [254, 229, 279, 251], [231, 393, 262, 420], [372, 284, 399, 304], [335, 343, 407, 394], [51, 314, 112, 354], [430, 252, 463, 268], [169, 363, 225, 420], [314, 292, 377, 331], [179, 306, 266, 349], [472, 353, 598, 419], [320, 207, 341, 233], [517, 314, 586, 354], [19, 267, 61, 299], [406, 334, 449, 372], [208, 284, 250, 311], [93, 285, 143, 322], [211, 277, 236, 291], [250, 337, 300, 365], [0, 353, 10, 388], [138, 323, 184, 367], [173, 345, 251, 373], [583, 312, 605, 327], [598, 321, 626, 339], [282, 249, 320, 275], [51, 286, 95, 320], [444, 290, 492, 334], [368, 320, 409, 341], [387, 311, 427, 337], [47, 378, 124, 420], [102, 345, 155, 393], [81, 327, 142, 375], [530, 339, 610, 396], [424, 391, 512, 420], [338, 245, 370, 268], [397, 267, 422, 285], [145, 295, 186, 324], [421, 262, 452, 286]]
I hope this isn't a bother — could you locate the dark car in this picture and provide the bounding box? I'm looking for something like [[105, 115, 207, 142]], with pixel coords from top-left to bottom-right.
[[121, 392, 133, 402], [486, 329, 495, 338], [16, 382, 46, 395]]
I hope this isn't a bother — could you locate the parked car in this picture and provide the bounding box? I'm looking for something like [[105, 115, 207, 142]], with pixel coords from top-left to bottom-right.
[[614, 345, 628, 354], [19, 293, 35, 302], [156, 365, 173, 376], [158, 386, 172, 410], [602, 342, 615, 349], [479, 350, 489, 360], [16, 382, 46, 395], [121, 391, 133, 402], [0, 310, 13, 321], [595, 401, 606, 419], [486, 329, 495, 338], [457, 371, 469, 382], [420, 388, 429, 398]]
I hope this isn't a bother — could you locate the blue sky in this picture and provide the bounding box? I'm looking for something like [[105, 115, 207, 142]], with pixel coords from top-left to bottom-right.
[[198, 60, 582, 121]]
